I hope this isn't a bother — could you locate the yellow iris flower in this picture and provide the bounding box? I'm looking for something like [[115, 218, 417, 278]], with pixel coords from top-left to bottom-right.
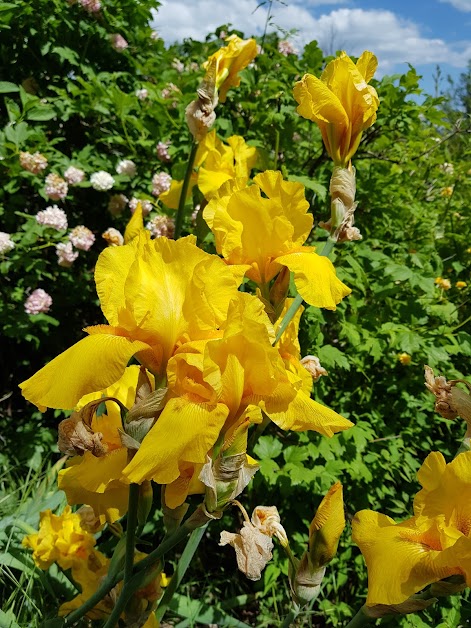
[[123, 294, 353, 488], [20, 233, 244, 410], [294, 51, 379, 166], [352, 451, 471, 606], [159, 130, 257, 209], [203, 34, 257, 103], [22, 506, 96, 571], [204, 170, 351, 309]]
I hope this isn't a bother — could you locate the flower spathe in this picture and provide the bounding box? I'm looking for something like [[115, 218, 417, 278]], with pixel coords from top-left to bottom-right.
[[352, 451, 471, 607], [19, 232, 245, 410], [204, 170, 351, 309], [294, 51, 379, 166], [203, 34, 257, 102]]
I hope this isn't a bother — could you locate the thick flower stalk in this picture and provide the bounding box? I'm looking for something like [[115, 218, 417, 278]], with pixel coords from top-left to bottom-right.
[[352, 450, 471, 608], [204, 170, 351, 311], [293, 51, 379, 167]]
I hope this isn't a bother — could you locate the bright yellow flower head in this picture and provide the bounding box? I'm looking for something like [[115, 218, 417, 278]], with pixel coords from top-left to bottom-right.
[[22, 506, 96, 571], [294, 51, 379, 166], [204, 170, 351, 309], [159, 131, 257, 209], [123, 294, 353, 491], [20, 233, 244, 410], [203, 34, 257, 102], [352, 451, 471, 607]]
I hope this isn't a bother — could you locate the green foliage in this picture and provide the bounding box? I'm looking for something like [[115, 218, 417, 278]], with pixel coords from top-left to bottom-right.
[[1, 1, 471, 626]]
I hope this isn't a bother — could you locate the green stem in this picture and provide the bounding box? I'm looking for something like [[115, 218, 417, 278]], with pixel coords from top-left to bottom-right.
[[156, 524, 208, 621], [344, 606, 374, 628], [274, 128, 280, 171], [280, 606, 300, 627], [274, 293, 303, 344], [97, 484, 140, 628], [63, 517, 198, 626], [174, 141, 198, 239], [124, 484, 139, 584]]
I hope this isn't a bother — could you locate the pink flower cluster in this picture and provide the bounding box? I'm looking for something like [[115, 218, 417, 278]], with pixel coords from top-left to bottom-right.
[[56, 242, 79, 267], [116, 159, 137, 177], [0, 232, 15, 254], [135, 88, 149, 100], [69, 225, 95, 251], [64, 166, 85, 185], [129, 197, 153, 216], [78, 0, 101, 12], [151, 172, 172, 197], [45, 173, 68, 200], [161, 83, 179, 100], [111, 33, 128, 52], [20, 151, 48, 174], [156, 141, 171, 162], [24, 289, 52, 315], [171, 58, 184, 73], [278, 40, 297, 56], [36, 205, 68, 231], [146, 215, 175, 239], [108, 194, 128, 216]]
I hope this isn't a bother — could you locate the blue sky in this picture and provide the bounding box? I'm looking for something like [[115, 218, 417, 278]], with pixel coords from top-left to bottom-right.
[[152, 0, 471, 96]]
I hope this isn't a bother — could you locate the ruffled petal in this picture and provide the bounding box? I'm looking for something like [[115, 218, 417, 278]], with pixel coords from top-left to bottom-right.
[[123, 397, 229, 484], [276, 250, 351, 310], [352, 511, 462, 606], [19, 334, 150, 410]]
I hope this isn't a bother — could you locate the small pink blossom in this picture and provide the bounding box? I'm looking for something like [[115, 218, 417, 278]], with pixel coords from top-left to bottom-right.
[[78, 0, 101, 12], [151, 172, 172, 197], [161, 83, 179, 99], [156, 141, 171, 162], [172, 58, 185, 73], [278, 40, 297, 56], [292, 132, 302, 142], [20, 151, 48, 174], [135, 88, 149, 100], [150, 30, 159, 41], [64, 166, 85, 185], [146, 215, 175, 239], [36, 205, 68, 231], [116, 159, 137, 177], [191, 204, 201, 227], [45, 173, 68, 200], [111, 33, 128, 52], [56, 241, 79, 267], [108, 194, 128, 216], [69, 225, 95, 251], [129, 197, 153, 216], [24, 289, 52, 315], [0, 232, 15, 254], [102, 227, 124, 247]]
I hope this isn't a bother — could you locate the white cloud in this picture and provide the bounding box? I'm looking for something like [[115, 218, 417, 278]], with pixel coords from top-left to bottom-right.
[[439, 0, 471, 11], [152, 2, 471, 70]]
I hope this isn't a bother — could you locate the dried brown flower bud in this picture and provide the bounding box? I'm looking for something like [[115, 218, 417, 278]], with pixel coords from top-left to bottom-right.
[[186, 58, 218, 142], [219, 522, 274, 581], [424, 366, 458, 420], [58, 412, 108, 457], [300, 355, 328, 382]]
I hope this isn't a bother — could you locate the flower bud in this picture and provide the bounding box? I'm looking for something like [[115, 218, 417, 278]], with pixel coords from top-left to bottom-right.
[[308, 482, 345, 570]]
